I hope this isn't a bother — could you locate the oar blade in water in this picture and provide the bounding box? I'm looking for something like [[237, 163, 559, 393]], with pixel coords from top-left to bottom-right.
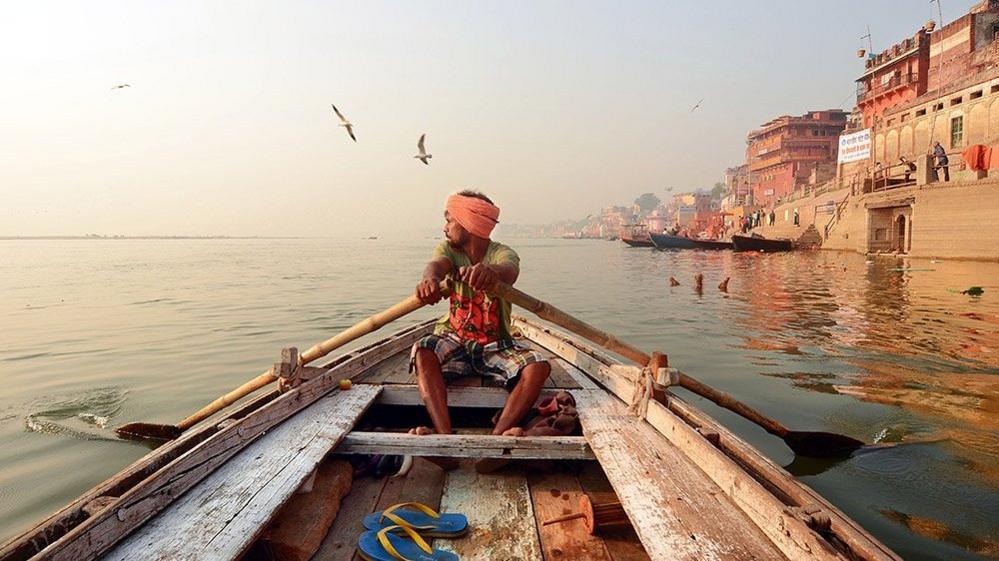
[[114, 422, 183, 443], [785, 430, 866, 458]]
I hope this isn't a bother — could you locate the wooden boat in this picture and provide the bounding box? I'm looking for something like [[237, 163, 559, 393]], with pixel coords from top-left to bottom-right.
[[620, 224, 654, 248], [0, 317, 901, 561], [732, 234, 794, 252], [649, 232, 697, 250], [691, 239, 734, 251]]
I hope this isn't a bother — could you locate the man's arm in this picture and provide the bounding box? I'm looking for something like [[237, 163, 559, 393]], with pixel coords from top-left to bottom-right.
[[460, 261, 518, 291], [416, 257, 452, 304]]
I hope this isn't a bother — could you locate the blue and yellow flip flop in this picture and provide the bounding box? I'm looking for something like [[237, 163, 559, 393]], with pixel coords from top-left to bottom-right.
[[357, 524, 459, 561], [362, 502, 468, 538]]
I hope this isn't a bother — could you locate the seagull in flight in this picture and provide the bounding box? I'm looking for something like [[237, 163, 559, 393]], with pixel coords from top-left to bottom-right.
[[414, 133, 431, 165], [111, 84, 130, 90], [330, 104, 356, 142], [690, 98, 703, 112]]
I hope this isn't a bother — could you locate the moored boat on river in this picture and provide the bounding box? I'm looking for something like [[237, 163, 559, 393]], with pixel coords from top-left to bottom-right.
[[732, 234, 794, 252], [649, 232, 698, 250], [0, 312, 901, 561], [691, 238, 734, 250], [621, 223, 654, 247]]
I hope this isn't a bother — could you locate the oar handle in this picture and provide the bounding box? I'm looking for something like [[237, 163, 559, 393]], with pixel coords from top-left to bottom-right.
[[175, 281, 449, 432], [177, 371, 277, 430], [491, 281, 791, 438], [674, 373, 789, 438]]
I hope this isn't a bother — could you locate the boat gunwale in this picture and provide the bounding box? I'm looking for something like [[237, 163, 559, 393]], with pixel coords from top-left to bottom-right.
[[0, 319, 436, 561], [512, 315, 901, 561]]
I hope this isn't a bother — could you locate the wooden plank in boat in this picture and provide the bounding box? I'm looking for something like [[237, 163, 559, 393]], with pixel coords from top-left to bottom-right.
[[520, 320, 901, 561], [335, 432, 594, 460], [528, 471, 613, 561], [435, 466, 542, 561], [575, 464, 651, 561], [28, 323, 427, 561], [99, 385, 381, 561], [376, 385, 558, 409], [588, 365, 848, 561], [0, 321, 433, 561], [548, 358, 583, 389], [572, 388, 786, 561]]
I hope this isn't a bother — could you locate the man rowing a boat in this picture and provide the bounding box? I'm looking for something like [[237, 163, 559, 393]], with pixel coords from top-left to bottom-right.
[[411, 190, 551, 448]]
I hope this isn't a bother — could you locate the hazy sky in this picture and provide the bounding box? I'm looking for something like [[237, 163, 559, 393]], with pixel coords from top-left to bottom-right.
[[0, 1, 976, 237]]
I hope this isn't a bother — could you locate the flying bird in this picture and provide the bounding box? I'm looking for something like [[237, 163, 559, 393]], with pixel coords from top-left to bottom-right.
[[690, 98, 703, 112], [414, 133, 432, 165], [330, 104, 356, 142], [111, 84, 130, 90]]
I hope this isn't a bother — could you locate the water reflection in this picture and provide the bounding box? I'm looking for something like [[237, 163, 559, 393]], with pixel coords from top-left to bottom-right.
[[1, 239, 997, 560]]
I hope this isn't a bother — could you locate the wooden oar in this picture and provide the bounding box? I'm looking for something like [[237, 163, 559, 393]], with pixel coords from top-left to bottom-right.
[[115, 283, 446, 442], [492, 282, 866, 458]]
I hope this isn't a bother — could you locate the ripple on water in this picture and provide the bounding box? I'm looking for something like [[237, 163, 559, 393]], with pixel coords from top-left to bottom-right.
[[22, 387, 127, 442]]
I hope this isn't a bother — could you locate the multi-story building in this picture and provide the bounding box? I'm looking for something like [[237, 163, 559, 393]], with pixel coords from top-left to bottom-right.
[[855, 30, 931, 129], [724, 165, 751, 205], [869, 0, 999, 175], [746, 110, 848, 206]]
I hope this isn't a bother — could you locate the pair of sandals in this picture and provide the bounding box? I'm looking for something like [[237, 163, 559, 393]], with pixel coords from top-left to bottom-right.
[[357, 502, 469, 561]]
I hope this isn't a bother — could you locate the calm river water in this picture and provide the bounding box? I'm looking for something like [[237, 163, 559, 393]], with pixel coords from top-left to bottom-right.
[[1, 238, 997, 560]]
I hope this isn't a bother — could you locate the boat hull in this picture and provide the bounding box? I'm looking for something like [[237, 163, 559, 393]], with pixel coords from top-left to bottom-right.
[[691, 239, 734, 250], [732, 235, 794, 252], [621, 236, 654, 248], [649, 233, 698, 250]]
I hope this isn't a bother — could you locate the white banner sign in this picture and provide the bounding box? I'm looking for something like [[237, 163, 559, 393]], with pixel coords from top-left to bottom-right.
[[838, 128, 871, 164]]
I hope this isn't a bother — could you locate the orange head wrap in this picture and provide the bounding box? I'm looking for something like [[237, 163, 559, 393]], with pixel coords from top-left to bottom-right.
[[446, 194, 500, 238]]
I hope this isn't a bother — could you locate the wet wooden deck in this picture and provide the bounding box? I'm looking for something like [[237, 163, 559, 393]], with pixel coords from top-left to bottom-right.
[[314, 341, 650, 561], [311, 460, 650, 561]]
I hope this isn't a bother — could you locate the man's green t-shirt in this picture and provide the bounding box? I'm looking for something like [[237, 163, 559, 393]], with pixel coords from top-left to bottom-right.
[[432, 240, 520, 345]]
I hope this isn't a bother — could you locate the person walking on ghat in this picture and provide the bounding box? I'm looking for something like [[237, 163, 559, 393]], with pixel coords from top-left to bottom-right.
[[769, 209, 775, 226], [933, 141, 950, 182], [793, 208, 800, 226], [411, 190, 551, 463]]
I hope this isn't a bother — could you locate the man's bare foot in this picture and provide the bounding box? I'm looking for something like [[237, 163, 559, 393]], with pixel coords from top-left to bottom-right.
[[500, 427, 525, 437], [408, 426, 459, 470]]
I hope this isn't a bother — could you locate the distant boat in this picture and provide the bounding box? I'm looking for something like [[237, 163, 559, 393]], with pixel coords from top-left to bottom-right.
[[649, 232, 697, 250], [691, 239, 734, 250], [621, 224, 654, 248], [732, 234, 793, 252]]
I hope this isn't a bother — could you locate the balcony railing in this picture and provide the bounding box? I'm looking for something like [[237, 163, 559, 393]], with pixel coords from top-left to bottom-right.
[[857, 72, 918, 103]]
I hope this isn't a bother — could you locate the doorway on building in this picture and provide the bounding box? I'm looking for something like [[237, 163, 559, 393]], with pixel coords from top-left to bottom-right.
[[895, 215, 907, 253]]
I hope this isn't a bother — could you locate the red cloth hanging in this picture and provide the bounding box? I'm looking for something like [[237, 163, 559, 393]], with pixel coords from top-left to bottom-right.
[[962, 144, 993, 171]]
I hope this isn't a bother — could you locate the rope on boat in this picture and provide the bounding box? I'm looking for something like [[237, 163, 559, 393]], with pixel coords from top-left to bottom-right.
[[627, 366, 654, 419]]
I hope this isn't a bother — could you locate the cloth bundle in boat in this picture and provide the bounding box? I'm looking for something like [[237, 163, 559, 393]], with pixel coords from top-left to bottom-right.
[[476, 390, 579, 474], [492, 390, 579, 437]]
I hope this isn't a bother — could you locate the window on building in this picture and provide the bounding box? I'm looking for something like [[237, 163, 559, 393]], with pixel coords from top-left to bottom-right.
[[900, 113, 909, 122], [951, 96, 963, 106], [971, 90, 983, 100], [951, 115, 964, 148], [916, 108, 927, 116], [933, 102, 944, 112]]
